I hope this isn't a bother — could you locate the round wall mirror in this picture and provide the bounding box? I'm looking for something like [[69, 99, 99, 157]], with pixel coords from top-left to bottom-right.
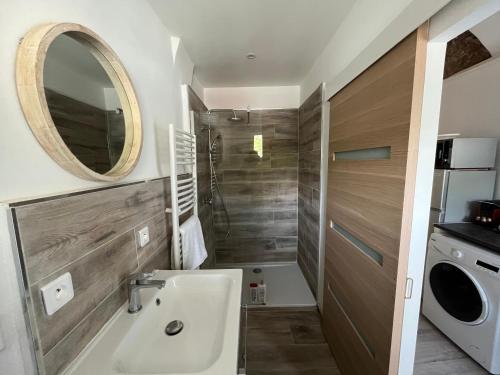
[[16, 23, 142, 181]]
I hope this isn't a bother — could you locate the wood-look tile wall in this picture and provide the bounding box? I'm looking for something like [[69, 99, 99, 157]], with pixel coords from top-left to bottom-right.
[[210, 109, 299, 264], [188, 87, 215, 268], [45, 88, 125, 174], [11, 178, 171, 375], [297, 86, 322, 296]]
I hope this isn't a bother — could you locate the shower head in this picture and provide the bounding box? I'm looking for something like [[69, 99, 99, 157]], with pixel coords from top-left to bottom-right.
[[208, 108, 247, 123], [228, 110, 243, 122]]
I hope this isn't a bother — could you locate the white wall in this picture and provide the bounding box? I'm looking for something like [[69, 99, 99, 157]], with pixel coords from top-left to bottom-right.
[[0, 0, 197, 203], [191, 75, 205, 103], [439, 57, 500, 198], [170, 36, 195, 88], [300, 0, 452, 103], [0, 2, 199, 373], [204, 86, 300, 110]]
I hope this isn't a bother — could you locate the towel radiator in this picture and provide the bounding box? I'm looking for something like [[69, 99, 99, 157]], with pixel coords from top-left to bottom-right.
[[165, 123, 198, 270]]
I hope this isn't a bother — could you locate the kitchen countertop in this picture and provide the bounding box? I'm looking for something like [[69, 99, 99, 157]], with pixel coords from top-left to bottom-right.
[[435, 223, 500, 254]]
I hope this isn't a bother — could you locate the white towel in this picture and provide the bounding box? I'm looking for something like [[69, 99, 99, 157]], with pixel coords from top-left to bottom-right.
[[177, 215, 207, 270]]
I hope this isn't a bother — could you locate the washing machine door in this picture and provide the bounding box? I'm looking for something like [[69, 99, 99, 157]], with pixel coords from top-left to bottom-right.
[[429, 261, 488, 324]]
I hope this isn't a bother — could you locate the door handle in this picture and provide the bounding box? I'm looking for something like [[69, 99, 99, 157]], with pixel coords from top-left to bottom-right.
[[405, 278, 414, 299]]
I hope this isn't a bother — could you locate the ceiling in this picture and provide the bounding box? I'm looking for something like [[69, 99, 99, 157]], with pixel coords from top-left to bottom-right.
[[149, 0, 355, 88], [471, 10, 500, 58]]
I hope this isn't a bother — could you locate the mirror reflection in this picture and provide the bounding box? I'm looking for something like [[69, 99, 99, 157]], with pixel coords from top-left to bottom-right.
[[43, 33, 126, 174]]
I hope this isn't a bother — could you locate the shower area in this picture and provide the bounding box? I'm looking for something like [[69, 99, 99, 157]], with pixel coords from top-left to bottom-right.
[[188, 86, 323, 307]]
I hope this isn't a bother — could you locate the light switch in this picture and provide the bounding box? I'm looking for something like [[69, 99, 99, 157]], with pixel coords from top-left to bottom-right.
[[40, 272, 74, 316], [138, 226, 150, 247]]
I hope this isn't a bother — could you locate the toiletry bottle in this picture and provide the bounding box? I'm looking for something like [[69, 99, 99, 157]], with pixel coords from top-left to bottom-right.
[[249, 282, 258, 304], [257, 280, 267, 305]]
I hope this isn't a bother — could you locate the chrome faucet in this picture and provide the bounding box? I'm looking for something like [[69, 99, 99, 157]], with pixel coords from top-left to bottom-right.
[[128, 273, 166, 313]]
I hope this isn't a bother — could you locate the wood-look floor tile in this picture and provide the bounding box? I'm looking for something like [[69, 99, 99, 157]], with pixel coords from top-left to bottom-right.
[[246, 309, 340, 375], [291, 324, 325, 344], [414, 359, 489, 375], [247, 310, 320, 329], [249, 368, 341, 375], [414, 316, 488, 375], [247, 344, 337, 372], [246, 327, 295, 347]]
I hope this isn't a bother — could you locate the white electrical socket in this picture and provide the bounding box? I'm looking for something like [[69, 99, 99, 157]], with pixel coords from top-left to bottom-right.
[[138, 226, 150, 247], [40, 272, 74, 316]]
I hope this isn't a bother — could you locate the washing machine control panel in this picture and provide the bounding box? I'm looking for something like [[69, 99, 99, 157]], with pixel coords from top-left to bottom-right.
[[430, 233, 500, 279], [475, 260, 500, 276]]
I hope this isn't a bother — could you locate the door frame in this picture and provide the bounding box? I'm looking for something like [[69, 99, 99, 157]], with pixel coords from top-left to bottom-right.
[[317, 82, 329, 311], [398, 1, 500, 374]]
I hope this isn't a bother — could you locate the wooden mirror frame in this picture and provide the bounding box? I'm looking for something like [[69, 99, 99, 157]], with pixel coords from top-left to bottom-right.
[[16, 23, 142, 182]]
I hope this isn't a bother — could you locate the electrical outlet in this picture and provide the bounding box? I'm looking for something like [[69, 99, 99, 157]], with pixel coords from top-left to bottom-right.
[[138, 226, 150, 247], [40, 272, 74, 316]]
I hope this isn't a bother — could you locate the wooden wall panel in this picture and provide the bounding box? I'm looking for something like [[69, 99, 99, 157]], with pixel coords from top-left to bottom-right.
[[323, 25, 428, 375]]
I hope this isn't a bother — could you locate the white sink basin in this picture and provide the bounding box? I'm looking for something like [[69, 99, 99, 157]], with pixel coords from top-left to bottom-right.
[[64, 269, 242, 375]]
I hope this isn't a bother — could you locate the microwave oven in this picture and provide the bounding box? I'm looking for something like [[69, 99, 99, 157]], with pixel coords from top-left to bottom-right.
[[435, 138, 497, 169]]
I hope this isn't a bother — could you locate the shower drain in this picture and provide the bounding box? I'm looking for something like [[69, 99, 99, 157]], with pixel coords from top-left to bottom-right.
[[252, 268, 262, 274]]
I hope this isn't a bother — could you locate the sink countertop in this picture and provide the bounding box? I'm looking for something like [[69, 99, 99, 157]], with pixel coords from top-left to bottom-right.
[[63, 269, 243, 375]]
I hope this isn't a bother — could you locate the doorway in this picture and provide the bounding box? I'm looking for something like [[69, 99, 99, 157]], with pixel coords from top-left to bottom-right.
[[412, 5, 500, 375], [397, 1, 500, 374]]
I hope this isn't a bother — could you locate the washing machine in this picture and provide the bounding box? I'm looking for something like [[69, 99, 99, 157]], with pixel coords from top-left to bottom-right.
[[423, 232, 500, 373]]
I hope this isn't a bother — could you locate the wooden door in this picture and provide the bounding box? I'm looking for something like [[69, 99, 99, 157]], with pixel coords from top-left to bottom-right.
[[322, 25, 428, 375]]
